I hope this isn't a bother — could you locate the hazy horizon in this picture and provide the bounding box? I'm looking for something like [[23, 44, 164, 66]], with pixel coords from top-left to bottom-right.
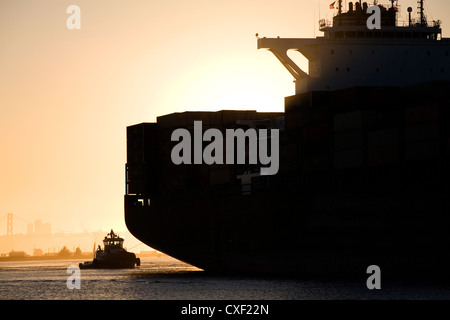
[[1, 0, 450, 236]]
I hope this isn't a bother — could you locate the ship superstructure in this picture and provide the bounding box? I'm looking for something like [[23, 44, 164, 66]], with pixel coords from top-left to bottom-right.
[[258, 0, 450, 94]]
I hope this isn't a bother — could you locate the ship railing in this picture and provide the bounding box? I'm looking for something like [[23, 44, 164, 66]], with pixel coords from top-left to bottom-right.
[[319, 17, 441, 30], [319, 19, 333, 30], [401, 18, 442, 28]]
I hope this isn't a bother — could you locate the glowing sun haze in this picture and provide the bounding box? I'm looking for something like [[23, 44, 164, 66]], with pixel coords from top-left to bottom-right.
[[0, 0, 449, 234]]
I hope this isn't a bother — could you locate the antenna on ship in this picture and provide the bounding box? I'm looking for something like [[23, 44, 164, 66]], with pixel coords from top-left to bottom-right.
[[408, 7, 413, 27], [338, 0, 342, 25], [418, 0, 427, 27]]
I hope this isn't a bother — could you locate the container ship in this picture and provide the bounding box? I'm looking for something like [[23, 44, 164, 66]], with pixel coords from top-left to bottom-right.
[[125, 0, 450, 279]]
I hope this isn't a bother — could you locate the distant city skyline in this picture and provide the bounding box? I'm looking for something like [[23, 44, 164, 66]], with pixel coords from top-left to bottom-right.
[[0, 226, 152, 255]]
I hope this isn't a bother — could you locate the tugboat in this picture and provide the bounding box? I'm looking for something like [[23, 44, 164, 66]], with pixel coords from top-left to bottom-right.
[[79, 230, 140, 269]]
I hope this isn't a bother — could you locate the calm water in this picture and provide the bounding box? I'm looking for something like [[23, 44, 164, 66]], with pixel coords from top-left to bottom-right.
[[1, 257, 450, 300]]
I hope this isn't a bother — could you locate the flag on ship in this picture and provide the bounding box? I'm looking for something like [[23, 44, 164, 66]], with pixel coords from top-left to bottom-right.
[[329, 1, 336, 9]]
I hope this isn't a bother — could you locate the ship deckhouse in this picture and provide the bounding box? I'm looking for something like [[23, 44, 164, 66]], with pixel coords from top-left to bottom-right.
[[258, 0, 450, 94]]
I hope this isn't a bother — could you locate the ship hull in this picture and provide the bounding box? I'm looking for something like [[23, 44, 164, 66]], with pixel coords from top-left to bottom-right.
[[125, 180, 450, 280]]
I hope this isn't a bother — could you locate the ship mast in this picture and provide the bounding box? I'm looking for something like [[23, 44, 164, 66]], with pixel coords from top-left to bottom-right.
[[338, 0, 342, 26], [418, 0, 427, 27]]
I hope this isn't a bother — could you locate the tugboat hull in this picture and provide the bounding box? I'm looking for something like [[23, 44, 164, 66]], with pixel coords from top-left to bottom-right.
[[79, 252, 140, 269]]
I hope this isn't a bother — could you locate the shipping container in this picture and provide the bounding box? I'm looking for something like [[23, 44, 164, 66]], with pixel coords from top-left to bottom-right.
[[334, 130, 363, 150], [333, 111, 362, 132], [368, 145, 400, 166], [368, 128, 399, 148], [209, 167, 232, 185], [285, 110, 303, 131], [302, 139, 329, 155], [405, 141, 440, 162], [303, 105, 329, 125], [303, 156, 330, 172], [334, 148, 363, 169], [303, 123, 329, 144], [126, 163, 145, 195], [405, 121, 440, 143], [126, 123, 160, 196], [405, 104, 439, 125], [127, 123, 156, 163], [362, 108, 402, 130]]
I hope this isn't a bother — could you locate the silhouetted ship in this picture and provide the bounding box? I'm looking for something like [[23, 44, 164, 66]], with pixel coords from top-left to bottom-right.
[[79, 230, 140, 269], [125, 1, 450, 279]]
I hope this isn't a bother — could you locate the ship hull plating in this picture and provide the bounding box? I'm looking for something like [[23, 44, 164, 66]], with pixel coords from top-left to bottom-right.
[[125, 184, 450, 279]]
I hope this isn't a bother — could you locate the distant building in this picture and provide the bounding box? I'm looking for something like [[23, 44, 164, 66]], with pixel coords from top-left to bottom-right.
[[34, 219, 51, 235], [33, 248, 43, 256], [27, 223, 33, 234], [8, 250, 27, 258]]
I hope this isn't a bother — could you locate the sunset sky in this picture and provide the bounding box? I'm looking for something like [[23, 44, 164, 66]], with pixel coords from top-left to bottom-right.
[[1, 0, 450, 235]]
